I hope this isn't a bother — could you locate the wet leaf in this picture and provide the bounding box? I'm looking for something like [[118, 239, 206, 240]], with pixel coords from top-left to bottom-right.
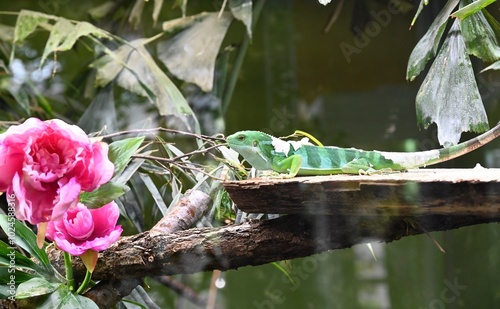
[[139, 173, 169, 216], [79, 182, 130, 208], [452, 0, 496, 20], [459, 4, 500, 62], [161, 12, 210, 33], [481, 59, 500, 72], [13, 10, 54, 44], [229, 0, 252, 37], [54, 21, 111, 54], [416, 20, 489, 146], [37, 285, 99, 309], [94, 39, 201, 132], [16, 277, 61, 299], [40, 18, 73, 67], [406, 0, 460, 81], [108, 136, 145, 177], [157, 12, 233, 92]]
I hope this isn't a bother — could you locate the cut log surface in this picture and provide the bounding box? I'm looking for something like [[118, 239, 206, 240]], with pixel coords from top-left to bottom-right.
[[223, 168, 500, 216]]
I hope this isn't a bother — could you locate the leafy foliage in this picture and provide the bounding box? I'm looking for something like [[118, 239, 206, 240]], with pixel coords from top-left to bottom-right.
[[408, 0, 500, 146]]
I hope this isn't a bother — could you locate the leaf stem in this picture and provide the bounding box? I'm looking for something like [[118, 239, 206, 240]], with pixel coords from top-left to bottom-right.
[[63, 251, 74, 292], [76, 270, 93, 294]]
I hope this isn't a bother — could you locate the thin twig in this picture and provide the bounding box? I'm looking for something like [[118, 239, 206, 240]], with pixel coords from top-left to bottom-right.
[[99, 127, 225, 143], [323, 0, 345, 33]]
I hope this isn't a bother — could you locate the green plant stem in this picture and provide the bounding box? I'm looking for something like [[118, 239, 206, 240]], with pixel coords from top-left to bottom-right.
[[221, 0, 266, 115], [76, 270, 92, 294], [63, 251, 74, 292]]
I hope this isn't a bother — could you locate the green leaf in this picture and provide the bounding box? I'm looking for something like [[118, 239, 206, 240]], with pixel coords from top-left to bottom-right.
[[230, 0, 253, 37], [0, 241, 46, 275], [0, 266, 39, 285], [94, 40, 201, 133], [272, 262, 295, 285], [161, 12, 211, 33], [13, 10, 54, 43], [452, 0, 496, 20], [411, 0, 429, 27], [0, 215, 54, 277], [40, 18, 113, 67], [79, 181, 130, 208], [16, 277, 62, 299], [481, 59, 500, 72], [38, 284, 99, 309], [108, 136, 145, 177], [459, 4, 500, 62], [157, 12, 233, 92], [415, 19, 489, 146], [139, 173, 169, 215], [39, 18, 74, 67], [406, 0, 460, 81]]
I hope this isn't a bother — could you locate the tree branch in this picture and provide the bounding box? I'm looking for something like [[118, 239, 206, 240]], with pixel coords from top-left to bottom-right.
[[48, 213, 498, 282]]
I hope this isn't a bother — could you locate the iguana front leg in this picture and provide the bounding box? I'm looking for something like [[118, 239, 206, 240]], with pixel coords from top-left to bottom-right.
[[272, 155, 303, 178]]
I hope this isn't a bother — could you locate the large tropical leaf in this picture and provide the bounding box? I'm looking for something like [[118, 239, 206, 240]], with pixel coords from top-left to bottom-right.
[[40, 18, 112, 67], [459, 2, 500, 62], [229, 0, 253, 37], [452, 0, 497, 20], [12, 10, 112, 66], [94, 39, 201, 132], [157, 12, 233, 92], [406, 0, 460, 81], [415, 19, 489, 146]]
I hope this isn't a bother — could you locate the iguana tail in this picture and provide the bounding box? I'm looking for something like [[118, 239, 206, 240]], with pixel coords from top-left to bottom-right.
[[376, 122, 500, 169]]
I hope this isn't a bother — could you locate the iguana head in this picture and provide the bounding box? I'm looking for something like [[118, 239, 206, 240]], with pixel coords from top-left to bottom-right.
[[226, 131, 277, 170]]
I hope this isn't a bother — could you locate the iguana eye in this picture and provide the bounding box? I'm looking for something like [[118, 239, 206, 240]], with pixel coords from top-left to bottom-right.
[[237, 135, 245, 141]]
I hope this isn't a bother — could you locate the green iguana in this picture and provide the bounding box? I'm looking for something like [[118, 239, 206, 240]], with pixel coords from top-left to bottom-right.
[[226, 123, 500, 177]]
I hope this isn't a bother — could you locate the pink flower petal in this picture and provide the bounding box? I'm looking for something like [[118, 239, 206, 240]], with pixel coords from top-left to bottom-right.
[[46, 202, 122, 256], [0, 118, 115, 225]]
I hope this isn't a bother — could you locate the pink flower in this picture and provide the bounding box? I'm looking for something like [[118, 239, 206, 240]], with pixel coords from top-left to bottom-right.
[[0, 118, 114, 225], [46, 202, 122, 256]]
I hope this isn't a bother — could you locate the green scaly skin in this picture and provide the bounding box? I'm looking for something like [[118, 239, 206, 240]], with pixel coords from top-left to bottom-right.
[[226, 123, 500, 177]]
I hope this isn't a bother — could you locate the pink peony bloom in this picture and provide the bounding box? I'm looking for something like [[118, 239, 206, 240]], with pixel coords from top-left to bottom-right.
[[46, 202, 122, 256], [0, 118, 114, 225]]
